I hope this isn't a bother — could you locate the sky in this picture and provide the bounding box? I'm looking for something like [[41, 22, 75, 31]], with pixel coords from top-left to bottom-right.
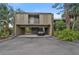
[[9, 3, 63, 19]]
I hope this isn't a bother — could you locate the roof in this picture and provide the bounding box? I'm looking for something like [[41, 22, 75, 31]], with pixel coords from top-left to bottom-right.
[[16, 12, 53, 15]]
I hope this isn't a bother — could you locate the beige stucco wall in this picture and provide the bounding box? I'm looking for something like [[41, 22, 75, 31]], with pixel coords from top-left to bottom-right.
[[15, 25, 21, 36], [39, 14, 52, 25], [15, 14, 28, 25]]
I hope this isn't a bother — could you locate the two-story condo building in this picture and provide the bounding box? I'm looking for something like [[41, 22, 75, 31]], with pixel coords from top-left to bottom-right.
[[14, 12, 54, 36]]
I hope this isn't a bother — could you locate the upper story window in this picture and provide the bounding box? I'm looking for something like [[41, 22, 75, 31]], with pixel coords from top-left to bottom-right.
[[28, 15, 39, 24]]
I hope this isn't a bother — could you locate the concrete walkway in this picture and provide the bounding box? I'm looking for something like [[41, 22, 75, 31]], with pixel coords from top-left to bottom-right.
[[0, 36, 79, 55], [18, 35, 51, 37]]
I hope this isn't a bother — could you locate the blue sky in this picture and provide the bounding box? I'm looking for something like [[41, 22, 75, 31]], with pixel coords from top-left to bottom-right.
[[9, 3, 63, 19]]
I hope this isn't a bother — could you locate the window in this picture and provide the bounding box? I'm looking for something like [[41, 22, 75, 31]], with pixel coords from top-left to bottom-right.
[[28, 15, 39, 24]]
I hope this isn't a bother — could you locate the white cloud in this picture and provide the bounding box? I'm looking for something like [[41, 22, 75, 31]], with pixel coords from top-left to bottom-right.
[[54, 13, 62, 19]]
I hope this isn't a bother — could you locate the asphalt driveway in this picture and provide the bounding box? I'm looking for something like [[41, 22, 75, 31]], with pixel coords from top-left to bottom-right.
[[0, 36, 79, 55]]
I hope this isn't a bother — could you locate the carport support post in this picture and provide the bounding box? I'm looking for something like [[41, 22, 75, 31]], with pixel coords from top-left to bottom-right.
[[14, 25, 16, 36], [49, 25, 53, 36], [13, 14, 16, 37]]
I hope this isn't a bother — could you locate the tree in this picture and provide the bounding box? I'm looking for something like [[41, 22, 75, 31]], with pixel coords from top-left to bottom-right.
[[67, 4, 79, 30], [54, 20, 66, 31], [0, 3, 14, 38], [52, 3, 79, 30], [52, 3, 64, 14]]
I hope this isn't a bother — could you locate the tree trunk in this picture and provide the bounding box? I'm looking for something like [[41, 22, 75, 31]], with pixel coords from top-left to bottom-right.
[[65, 13, 71, 29], [72, 15, 77, 30], [3, 20, 9, 37]]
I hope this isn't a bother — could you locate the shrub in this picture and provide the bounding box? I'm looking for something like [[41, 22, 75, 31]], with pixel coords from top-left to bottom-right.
[[0, 30, 9, 39], [54, 29, 79, 41], [54, 20, 66, 31], [25, 27, 32, 33]]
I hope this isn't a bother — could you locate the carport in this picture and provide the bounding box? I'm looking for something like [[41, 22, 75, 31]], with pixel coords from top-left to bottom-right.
[[15, 25, 50, 36]]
